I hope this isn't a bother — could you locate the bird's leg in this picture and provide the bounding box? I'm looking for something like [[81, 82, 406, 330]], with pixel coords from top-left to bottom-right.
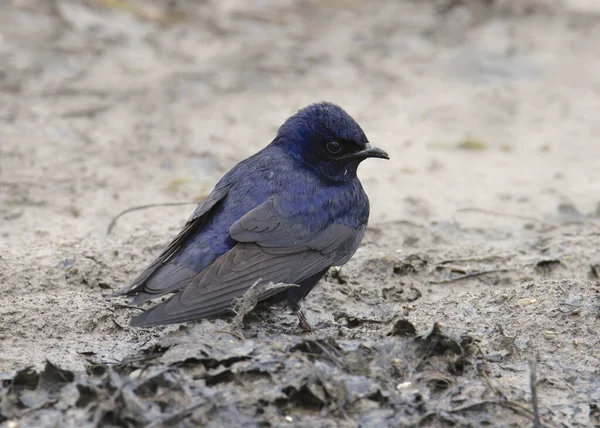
[[296, 309, 312, 332], [290, 302, 312, 331]]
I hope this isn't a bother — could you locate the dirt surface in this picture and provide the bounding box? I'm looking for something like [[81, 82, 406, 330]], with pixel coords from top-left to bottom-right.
[[1, 0, 600, 426]]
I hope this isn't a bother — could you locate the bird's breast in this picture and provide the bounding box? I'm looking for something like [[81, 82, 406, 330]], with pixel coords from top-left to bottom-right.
[[275, 178, 369, 232]]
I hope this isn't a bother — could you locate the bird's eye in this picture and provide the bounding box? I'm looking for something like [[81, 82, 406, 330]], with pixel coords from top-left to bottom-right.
[[326, 141, 342, 154]]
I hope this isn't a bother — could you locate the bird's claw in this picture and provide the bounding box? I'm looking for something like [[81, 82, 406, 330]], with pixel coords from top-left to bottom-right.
[[296, 310, 312, 332]]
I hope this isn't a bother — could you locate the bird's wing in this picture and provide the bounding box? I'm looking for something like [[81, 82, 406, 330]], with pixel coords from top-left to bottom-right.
[[115, 183, 231, 300], [130, 198, 362, 326]]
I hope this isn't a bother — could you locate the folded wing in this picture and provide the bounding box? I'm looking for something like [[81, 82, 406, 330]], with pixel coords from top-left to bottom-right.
[[115, 184, 231, 304], [131, 198, 362, 326]]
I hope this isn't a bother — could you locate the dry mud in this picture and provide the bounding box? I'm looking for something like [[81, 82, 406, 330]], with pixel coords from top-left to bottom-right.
[[1, 0, 599, 426]]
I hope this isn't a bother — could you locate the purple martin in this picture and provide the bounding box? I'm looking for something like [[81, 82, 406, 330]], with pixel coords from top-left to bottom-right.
[[117, 102, 389, 328]]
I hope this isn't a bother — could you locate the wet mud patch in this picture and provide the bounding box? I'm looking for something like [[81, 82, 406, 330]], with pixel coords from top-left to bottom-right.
[[1, 321, 481, 427]]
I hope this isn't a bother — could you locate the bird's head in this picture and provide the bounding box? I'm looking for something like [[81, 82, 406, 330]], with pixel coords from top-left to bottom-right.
[[273, 102, 389, 182]]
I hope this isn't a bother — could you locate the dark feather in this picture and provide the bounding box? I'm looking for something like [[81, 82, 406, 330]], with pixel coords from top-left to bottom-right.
[[114, 184, 230, 301], [130, 199, 361, 326]]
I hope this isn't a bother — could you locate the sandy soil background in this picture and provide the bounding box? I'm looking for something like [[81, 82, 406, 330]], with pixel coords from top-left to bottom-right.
[[1, 0, 599, 426]]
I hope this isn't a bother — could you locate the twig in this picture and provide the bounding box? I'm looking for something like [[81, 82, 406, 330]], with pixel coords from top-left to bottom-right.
[[61, 103, 114, 118], [438, 255, 508, 265], [106, 202, 197, 234], [38, 87, 146, 98], [473, 342, 505, 398], [456, 207, 551, 225], [437, 265, 467, 275], [110, 303, 145, 312], [313, 340, 350, 372], [118, 352, 165, 366], [447, 399, 533, 416], [530, 357, 542, 428], [430, 268, 513, 284], [481, 370, 503, 397], [230, 281, 297, 329]]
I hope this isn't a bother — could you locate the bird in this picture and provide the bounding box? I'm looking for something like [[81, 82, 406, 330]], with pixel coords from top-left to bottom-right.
[[116, 102, 389, 329]]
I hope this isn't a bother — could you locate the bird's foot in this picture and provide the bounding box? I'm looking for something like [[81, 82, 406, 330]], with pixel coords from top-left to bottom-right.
[[296, 310, 312, 332]]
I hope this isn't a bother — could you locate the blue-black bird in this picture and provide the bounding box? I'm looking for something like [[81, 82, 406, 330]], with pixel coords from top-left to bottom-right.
[[118, 102, 389, 328]]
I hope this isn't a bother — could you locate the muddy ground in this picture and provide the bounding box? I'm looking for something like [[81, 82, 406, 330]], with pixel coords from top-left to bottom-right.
[[1, 0, 600, 426]]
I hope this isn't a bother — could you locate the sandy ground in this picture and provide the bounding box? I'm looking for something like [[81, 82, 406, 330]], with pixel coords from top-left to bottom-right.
[[1, 0, 600, 426]]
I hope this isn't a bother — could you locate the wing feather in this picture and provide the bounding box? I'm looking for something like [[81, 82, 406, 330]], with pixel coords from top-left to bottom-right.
[[131, 197, 362, 326], [114, 183, 230, 302]]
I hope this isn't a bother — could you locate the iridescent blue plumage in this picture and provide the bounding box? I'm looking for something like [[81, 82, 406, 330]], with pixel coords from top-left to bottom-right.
[[117, 102, 389, 327]]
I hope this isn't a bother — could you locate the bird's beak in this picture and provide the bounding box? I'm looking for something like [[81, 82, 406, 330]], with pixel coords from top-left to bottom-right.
[[351, 144, 390, 160]]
